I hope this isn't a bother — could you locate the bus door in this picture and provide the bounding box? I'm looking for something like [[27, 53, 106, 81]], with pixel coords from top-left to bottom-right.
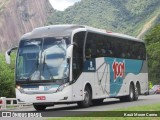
[[72, 31, 86, 101]]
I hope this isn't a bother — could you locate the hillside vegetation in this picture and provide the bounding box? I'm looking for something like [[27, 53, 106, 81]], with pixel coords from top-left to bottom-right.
[[48, 0, 160, 37], [145, 24, 160, 84], [137, 13, 160, 38], [0, 53, 15, 97]]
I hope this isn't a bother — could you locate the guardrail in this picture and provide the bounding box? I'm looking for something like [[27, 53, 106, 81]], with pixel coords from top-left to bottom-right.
[[0, 97, 32, 110]]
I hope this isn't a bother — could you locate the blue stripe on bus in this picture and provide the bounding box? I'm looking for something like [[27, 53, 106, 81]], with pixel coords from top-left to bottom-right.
[[104, 57, 143, 96]]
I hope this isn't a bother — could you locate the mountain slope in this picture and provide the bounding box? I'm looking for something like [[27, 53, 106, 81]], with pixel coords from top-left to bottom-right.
[[137, 13, 160, 38], [48, 0, 160, 37], [0, 0, 52, 52]]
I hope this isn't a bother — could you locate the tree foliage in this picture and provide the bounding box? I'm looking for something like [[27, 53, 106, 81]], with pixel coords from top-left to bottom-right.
[[145, 24, 160, 84], [48, 0, 160, 36], [0, 53, 15, 97]]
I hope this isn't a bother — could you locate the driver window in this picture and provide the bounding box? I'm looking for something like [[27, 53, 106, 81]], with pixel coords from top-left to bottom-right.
[[72, 32, 85, 80]]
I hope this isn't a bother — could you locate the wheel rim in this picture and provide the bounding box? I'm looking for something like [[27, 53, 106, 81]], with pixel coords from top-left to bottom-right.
[[135, 86, 139, 97], [84, 90, 89, 104], [130, 87, 134, 99]]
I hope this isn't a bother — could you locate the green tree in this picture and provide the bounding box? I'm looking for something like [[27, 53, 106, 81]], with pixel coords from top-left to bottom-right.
[[47, 0, 160, 36], [145, 24, 160, 84], [0, 53, 15, 98]]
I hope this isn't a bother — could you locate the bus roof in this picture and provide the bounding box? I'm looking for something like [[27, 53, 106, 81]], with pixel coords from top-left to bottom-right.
[[21, 24, 144, 43], [21, 24, 84, 39]]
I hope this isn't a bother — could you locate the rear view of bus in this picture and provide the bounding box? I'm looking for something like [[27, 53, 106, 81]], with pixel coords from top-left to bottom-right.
[[5, 25, 148, 111]]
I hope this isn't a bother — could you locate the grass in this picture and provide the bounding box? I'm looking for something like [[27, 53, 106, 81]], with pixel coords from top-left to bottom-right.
[[47, 103, 160, 120], [115, 103, 160, 111], [48, 118, 159, 120]]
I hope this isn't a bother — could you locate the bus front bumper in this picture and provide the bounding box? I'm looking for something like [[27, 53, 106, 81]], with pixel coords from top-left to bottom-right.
[[16, 86, 73, 104]]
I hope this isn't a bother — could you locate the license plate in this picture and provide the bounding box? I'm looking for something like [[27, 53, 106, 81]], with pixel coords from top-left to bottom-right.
[[36, 96, 46, 100]]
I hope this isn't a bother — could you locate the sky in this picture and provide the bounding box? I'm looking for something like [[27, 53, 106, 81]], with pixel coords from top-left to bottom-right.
[[49, 0, 81, 11]]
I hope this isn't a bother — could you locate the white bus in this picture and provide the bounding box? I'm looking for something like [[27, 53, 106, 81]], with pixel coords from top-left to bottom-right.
[[6, 25, 148, 111]]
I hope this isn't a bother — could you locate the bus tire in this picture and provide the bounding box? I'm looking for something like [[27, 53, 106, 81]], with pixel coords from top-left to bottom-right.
[[134, 84, 139, 101], [92, 99, 104, 106], [126, 83, 135, 102], [77, 87, 91, 108], [33, 104, 47, 111], [120, 84, 135, 102]]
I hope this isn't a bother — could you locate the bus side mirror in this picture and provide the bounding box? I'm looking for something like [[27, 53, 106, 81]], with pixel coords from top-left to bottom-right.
[[5, 47, 18, 64], [66, 45, 73, 58], [5, 50, 11, 64]]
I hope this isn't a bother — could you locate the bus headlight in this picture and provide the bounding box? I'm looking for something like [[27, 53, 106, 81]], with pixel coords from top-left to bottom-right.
[[16, 85, 24, 93], [57, 83, 69, 92]]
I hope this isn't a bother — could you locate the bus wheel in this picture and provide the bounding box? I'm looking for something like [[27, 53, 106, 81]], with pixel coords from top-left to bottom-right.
[[120, 84, 135, 102], [33, 104, 47, 111], [134, 84, 139, 101], [92, 99, 104, 106], [77, 87, 91, 108], [127, 84, 135, 102]]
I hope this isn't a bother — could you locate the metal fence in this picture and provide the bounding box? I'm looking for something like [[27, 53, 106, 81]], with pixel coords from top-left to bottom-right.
[[0, 97, 32, 110]]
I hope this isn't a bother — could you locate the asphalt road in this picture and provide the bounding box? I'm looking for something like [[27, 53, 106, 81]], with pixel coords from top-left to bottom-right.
[[11, 94, 160, 112], [12, 94, 160, 111], [1, 94, 160, 119]]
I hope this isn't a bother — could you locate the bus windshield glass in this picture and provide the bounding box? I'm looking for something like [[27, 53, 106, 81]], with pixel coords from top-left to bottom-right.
[[16, 37, 69, 81]]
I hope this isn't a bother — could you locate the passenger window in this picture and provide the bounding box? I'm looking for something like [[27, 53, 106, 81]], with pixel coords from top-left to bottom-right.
[[85, 32, 96, 59]]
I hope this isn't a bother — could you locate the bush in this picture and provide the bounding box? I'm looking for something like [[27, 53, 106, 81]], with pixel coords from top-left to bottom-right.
[[145, 24, 160, 84], [0, 53, 15, 98]]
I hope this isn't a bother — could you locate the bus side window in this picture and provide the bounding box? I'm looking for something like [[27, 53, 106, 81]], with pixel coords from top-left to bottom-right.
[[138, 43, 146, 60], [73, 32, 85, 80], [73, 46, 80, 80], [85, 33, 94, 60], [85, 44, 92, 59]]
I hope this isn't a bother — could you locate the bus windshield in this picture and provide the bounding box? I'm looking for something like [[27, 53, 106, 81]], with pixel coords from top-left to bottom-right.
[[16, 37, 69, 81]]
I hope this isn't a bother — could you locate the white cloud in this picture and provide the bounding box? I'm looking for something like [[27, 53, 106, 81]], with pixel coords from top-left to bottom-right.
[[49, 0, 81, 11]]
